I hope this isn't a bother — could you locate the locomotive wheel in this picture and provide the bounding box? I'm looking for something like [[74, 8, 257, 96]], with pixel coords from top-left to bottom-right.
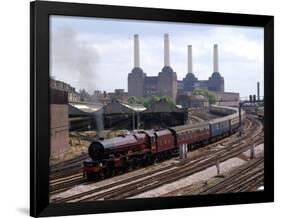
[[86, 173, 99, 181], [130, 158, 140, 170], [110, 169, 116, 177], [86, 173, 93, 180], [143, 153, 153, 165], [135, 162, 141, 169], [99, 170, 105, 180]]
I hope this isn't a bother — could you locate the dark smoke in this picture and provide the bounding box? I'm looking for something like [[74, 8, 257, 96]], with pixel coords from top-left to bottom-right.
[[51, 26, 104, 132], [51, 26, 99, 93], [94, 109, 104, 133]]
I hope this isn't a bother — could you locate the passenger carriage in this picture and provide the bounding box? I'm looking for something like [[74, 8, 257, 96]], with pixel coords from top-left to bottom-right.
[[169, 122, 210, 150], [209, 117, 230, 139]]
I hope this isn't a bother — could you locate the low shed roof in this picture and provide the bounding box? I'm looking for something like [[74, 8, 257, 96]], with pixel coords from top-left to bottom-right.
[[143, 99, 183, 113]]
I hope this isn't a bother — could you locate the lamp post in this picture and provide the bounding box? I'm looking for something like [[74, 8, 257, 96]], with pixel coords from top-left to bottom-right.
[[132, 103, 141, 130], [183, 104, 189, 125], [136, 105, 140, 130], [132, 109, 135, 130]]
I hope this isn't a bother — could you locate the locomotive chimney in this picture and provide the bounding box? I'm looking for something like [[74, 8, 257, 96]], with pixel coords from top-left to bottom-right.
[[134, 34, 140, 68], [164, 33, 170, 67], [188, 45, 192, 73], [214, 44, 219, 72]]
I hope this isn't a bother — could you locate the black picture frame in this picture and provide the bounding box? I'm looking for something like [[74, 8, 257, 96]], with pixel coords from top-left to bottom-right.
[[30, 1, 274, 217]]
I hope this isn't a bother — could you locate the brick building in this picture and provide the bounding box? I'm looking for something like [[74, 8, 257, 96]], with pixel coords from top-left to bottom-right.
[[50, 78, 81, 102], [50, 89, 69, 159], [128, 35, 224, 103], [128, 34, 177, 101], [178, 44, 224, 93]]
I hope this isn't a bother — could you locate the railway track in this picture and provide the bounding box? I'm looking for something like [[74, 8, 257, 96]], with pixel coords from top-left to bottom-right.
[[49, 118, 252, 195], [51, 116, 263, 203], [50, 115, 201, 180], [50, 153, 88, 180], [188, 115, 205, 124], [162, 156, 264, 196], [49, 110, 251, 180], [98, 133, 263, 201], [49, 116, 259, 197], [50, 174, 87, 195], [199, 157, 264, 194], [190, 110, 220, 121]]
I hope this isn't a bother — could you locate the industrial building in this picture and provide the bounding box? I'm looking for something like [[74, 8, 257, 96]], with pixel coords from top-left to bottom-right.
[[213, 92, 240, 107], [68, 99, 185, 131], [178, 44, 224, 93], [91, 89, 129, 105], [128, 34, 225, 103], [50, 78, 81, 102], [177, 95, 209, 108], [68, 102, 103, 131], [128, 34, 178, 101]]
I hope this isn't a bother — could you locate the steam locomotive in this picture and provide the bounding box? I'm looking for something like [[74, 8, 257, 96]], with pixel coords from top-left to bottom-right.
[[83, 106, 246, 180]]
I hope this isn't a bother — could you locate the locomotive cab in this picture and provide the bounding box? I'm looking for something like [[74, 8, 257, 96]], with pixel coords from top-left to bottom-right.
[[140, 130, 157, 153]]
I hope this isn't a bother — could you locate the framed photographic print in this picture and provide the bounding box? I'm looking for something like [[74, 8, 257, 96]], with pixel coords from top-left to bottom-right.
[[30, 1, 274, 217]]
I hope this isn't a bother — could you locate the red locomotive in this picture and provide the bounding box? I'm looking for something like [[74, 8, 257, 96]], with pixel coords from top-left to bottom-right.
[[83, 129, 178, 180]]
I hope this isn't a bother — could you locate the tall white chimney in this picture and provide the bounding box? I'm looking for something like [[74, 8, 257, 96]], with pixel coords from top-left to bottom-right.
[[134, 34, 140, 68], [214, 44, 219, 72], [164, 33, 170, 67], [188, 45, 192, 73]]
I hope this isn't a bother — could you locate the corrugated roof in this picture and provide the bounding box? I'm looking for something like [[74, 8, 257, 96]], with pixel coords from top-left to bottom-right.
[[101, 100, 134, 114], [121, 103, 147, 112], [68, 104, 89, 116], [70, 102, 103, 113], [69, 100, 183, 116]]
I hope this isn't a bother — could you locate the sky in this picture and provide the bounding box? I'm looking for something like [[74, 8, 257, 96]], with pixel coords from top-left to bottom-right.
[[50, 15, 264, 98]]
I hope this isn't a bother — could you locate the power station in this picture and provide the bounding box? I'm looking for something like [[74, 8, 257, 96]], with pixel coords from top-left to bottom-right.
[[128, 34, 225, 102], [128, 34, 177, 101]]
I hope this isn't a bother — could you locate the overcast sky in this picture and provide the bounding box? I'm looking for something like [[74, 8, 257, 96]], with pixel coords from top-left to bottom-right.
[[50, 15, 264, 98]]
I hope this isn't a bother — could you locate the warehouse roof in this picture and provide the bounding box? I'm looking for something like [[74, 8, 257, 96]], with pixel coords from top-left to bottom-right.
[[70, 102, 103, 113], [143, 99, 183, 113], [99, 100, 134, 114], [68, 104, 89, 116], [121, 103, 146, 112], [69, 99, 183, 116]]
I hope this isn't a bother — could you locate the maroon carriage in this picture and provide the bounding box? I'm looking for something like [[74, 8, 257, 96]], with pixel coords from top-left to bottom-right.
[[169, 122, 210, 151]]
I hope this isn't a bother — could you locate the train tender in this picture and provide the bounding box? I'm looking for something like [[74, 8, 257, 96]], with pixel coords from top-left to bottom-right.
[[83, 105, 246, 180]]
